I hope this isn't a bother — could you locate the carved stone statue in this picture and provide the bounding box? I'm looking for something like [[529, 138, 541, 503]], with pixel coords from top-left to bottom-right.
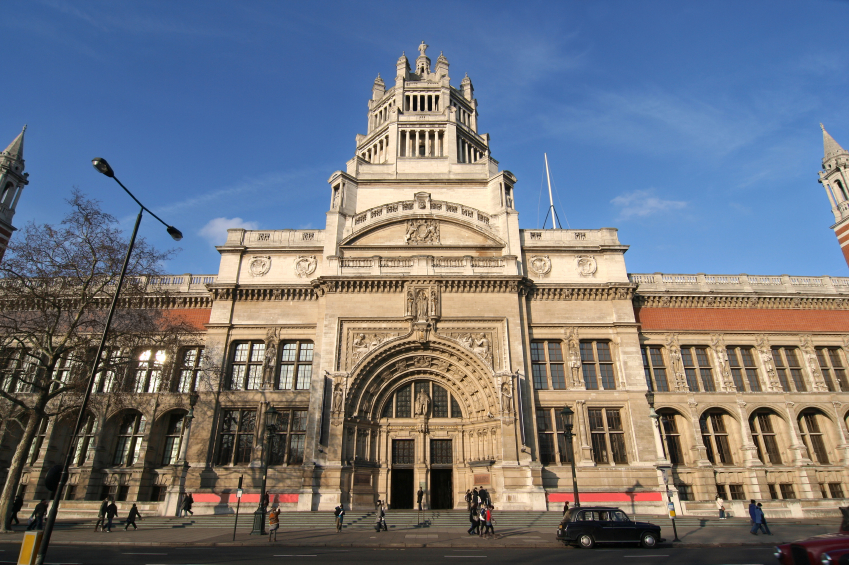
[[430, 288, 438, 316], [332, 382, 344, 413], [414, 389, 430, 416], [415, 289, 429, 321], [406, 290, 414, 317], [500, 380, 513, 414]]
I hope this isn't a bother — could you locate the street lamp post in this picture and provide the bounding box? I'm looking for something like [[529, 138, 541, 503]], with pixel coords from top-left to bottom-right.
[[175, 390, 200, 516], [250, 405, 278, 535], [35, 158, 183, 565], [646, 391, 680, 542], [560, 406, 580, 508]]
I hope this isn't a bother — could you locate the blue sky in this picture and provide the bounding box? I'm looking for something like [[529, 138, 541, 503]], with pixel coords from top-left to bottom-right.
[[3, 0, 849, 276]]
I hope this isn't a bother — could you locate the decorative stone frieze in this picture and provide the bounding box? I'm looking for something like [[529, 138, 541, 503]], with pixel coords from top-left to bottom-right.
[[529, 284, 634, 301]]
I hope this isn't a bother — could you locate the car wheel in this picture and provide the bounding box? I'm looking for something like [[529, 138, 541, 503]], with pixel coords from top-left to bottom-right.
[[578, 534, 595, 549], [641, 532, 658, 548]]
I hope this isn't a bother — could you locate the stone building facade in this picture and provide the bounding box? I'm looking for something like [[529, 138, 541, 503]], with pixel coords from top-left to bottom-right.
[[2, 44, 848, 518]]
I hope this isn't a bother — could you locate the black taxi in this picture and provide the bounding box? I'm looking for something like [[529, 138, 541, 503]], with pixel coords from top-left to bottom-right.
[[556, 506, 664, 549]]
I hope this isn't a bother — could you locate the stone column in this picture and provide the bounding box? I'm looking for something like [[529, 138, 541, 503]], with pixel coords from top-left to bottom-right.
[[735, 401, 762, 467], [686, 398, 712, 467], [783, 402, 812, 466]]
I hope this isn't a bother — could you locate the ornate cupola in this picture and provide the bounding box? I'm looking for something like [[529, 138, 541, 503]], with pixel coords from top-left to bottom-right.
[[414, 40, 431, 77]]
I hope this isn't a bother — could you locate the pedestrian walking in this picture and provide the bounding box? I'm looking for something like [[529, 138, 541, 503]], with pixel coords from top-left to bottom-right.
[[563, 501, 569, 515], [472, 487, 479, 506], [716, 495, 726, 519], [478, 505, 487, 537], [94, 496, 110, 531], [417, 487, 424, 511], [756, 503, 772, 535], [464, 490, 472, 510], [467, 503, 479, 535], [334, 504, 345, 532], [483, 505, 495, 538], [124, 503, 142, 530], [478, 486, 489, 506], [748, 500, 761, 535], [105, 499, 118, 533], [26, 499, 47, 531], [374, 501, 387, 532], [10, 494, 23, 526], [268, 506, 280, 541]]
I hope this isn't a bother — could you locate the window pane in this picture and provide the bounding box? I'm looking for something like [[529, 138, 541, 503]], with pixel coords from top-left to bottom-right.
[[432, 385, 448, 418], [235, 434, 253, 464], [654, 368, 669, 392], [250, 343, 265, 362], [299, 343, 314, 362], [606, 409, 623, 431], [530, 342, 545, 362], [279, 365, 293, 389], [610, 434, 628, 464], [280, 343, 297, 362], [450, 396, 461, 418], [234, 343, 249, 362], [538, 434, 555, 464], [395, 385, 411, 418], [579, 342, 595, 363], [700, 368, 715, 392], [291, 410, 307, 432], [550, 364, 566, 389], [745, 368, 761, 392], [557, 433, 573, 463], [599, 364, 616, 390], [587, 409, 604, 431], [685, 368, 700, 391], [536, 409, 552, 432], [582, 364, 598, 390], [296, 365, 312, 389], [288, 434, 305, 465], [532, 363, 548, 389], [547, 342, 564, 362], [596, 342, 612, 362], [591, 433, 609, 464]]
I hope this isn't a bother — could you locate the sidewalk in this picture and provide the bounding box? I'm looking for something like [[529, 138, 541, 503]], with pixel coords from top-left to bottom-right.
[[0, 520, 837, 548]]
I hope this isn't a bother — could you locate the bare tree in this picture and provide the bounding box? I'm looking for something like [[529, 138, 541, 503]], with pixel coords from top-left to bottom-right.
[[0, 190, 199, 531]]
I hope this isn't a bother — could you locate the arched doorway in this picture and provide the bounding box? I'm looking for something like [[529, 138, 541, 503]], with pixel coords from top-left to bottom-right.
[[337, 336, 503, 511]]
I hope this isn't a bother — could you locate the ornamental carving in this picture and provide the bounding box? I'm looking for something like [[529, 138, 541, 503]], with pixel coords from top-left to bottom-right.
[[576, 255, 597, 277], [665, 333, 688, 392], [262, 328, 282, 388], [710, 333, 735, 392], [449, 332, 493, 367], [405, 219, 440, 245], [352, 332, 401, 362], [414, 389, 431, 416], [405, 284, 440, 320], [294, 255, 317, 278], [565, 327, 583, 388], [249, 255, 271, 277], [800, 334, 830, 392], [529, 255, 551, 276]]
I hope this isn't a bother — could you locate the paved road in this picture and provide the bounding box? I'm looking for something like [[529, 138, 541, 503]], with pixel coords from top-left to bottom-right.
[[0, 544, 780, 565]]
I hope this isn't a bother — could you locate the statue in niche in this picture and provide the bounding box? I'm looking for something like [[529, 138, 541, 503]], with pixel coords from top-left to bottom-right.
[[500, 380, 513, 414], [430, 288, 439, 316], [415, 289, 429, 321], [332, 382, 344, 413], [414, 389, 431, 416], [406, 290, 415, 317]]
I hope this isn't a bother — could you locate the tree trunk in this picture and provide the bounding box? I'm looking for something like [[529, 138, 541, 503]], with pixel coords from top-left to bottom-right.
[[0, 407, 42, 532]]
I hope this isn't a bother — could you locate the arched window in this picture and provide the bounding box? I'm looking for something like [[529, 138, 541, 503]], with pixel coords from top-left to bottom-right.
[[380, 381, 461, 419], [658, 410, 684, 465], [700, 411, 733, 465], [71, 414, 97, 466], [1, 181, 13, 203], [133, 349, 166, 393], [113, 413, 146, 466], [160, 413, 184, 466], [836, 179, 849, 201], [799, 410, 830, 464], [750, 411, 782, 465]]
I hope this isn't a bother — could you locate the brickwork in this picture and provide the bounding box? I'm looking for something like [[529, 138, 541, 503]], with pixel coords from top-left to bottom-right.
[[635, 306, 849, 332], [163, 307, 211, 330]]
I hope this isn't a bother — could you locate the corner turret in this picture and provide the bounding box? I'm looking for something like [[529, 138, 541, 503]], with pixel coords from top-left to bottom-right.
[[817, 123, 849, 268], [0, 126, 29, 260]]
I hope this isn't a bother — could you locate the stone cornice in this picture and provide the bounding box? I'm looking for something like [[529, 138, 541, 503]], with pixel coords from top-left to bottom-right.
[[529, 283, 634, 302], [634, 293, 849, 310], [209, 284, 318, 301]]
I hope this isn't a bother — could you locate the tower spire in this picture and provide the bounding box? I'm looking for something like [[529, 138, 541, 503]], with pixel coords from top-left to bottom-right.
[[1, 125, 26, 163], [822, 123, 848, 161]]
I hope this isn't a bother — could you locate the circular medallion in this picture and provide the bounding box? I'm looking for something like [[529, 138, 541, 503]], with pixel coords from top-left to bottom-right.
[[576, 255, 597, 277], [294, 255, 317, 278], [249, 256, 271, 277], [529, 255, 551, 276]]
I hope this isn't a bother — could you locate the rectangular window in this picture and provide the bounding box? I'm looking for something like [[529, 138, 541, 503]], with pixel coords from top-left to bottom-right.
[[772, 347, 807, 392], [728, 484, 745, 500], [681, 346, 715, 392], [177, 347, 204, 393], [700, 412, 733, 465], [277, 341, 314, 390], [641, 346, 669, 392], [392, 439, 414, 466], [531, 341, 565, 389], [536, 409, 555, 465], [829, 483, 845, 499], [726, 346, 761, 392], [430, 439, 452, 465], [134, 349, 166, 393], [779, 483, 796, 499], [581, 341, 616, 390], [216, 409, 256, 466], [816, 347, 848, 392], [751, 412, 782, 466], [768, 484, 779, 500], [268, 408, 307, 466], [800, 412, 830, 464], [659, 412, 684, 465], [588, 408, 627, 465], [677, 484, 693, 502], [229, 342, 265, 391], [150, 485, 166, 502], [716, 484, 728, 500]]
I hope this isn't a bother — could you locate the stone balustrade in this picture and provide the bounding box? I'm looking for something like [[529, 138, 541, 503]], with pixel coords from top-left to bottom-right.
[[225, 229, 325, 247], [347, 198, 496, 238], [520, 227, 622, 247], [329, 255, 517, 276], [147, 274, 217, 292], [629, 272, 849, 294]]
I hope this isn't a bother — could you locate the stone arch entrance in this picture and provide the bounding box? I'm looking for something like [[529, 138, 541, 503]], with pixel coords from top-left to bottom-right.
[[333, 336, 507, 510]]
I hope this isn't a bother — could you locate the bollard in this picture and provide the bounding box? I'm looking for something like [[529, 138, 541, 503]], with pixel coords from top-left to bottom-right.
[[18, 531, 43, 565]]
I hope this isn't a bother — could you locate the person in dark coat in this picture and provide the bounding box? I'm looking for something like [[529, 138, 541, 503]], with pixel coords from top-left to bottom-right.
[[181, 493, 194, 517], [94, 496, 111, 531], [467, 503, 479, 535], [124, 503, 142, 530], [105, 499, 118, 532], [478, 486, 489, 506], [26, 500, 47, 531], [748, 500, 761, 535], [10, 494, 23, 525], [756, 503, 772, 535], [416, 487, 424, 510], [472, 487, 479, 506]]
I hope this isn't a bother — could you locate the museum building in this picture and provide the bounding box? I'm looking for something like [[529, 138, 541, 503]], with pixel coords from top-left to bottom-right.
[[2, 43, 849, 518]]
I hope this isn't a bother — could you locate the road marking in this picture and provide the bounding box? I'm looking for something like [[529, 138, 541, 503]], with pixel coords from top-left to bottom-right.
[[274, 556, 316, 557], [444, 557, 486, 559], [123, 554, 167, 555], [623, 556, 669, 558]]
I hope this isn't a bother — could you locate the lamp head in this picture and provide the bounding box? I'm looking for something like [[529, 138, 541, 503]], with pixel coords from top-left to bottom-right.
[[560, 405, 574, 432], [645, 390, 655, 408], [91, 157, 114, 178], [189, 390, 199, 408], [265, 404, 278, 430], [166, 226, 183, 241]]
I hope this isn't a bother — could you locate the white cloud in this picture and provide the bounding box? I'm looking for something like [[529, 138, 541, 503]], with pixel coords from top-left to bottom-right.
[[611, 190, 687, 220], [199, 217, 259, 245]]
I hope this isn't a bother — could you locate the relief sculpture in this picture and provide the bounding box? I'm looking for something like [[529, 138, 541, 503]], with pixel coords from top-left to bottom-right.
[[351, 332, 400, 362], [452, 332, 493, 367], [405, 219, 440, 245]]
